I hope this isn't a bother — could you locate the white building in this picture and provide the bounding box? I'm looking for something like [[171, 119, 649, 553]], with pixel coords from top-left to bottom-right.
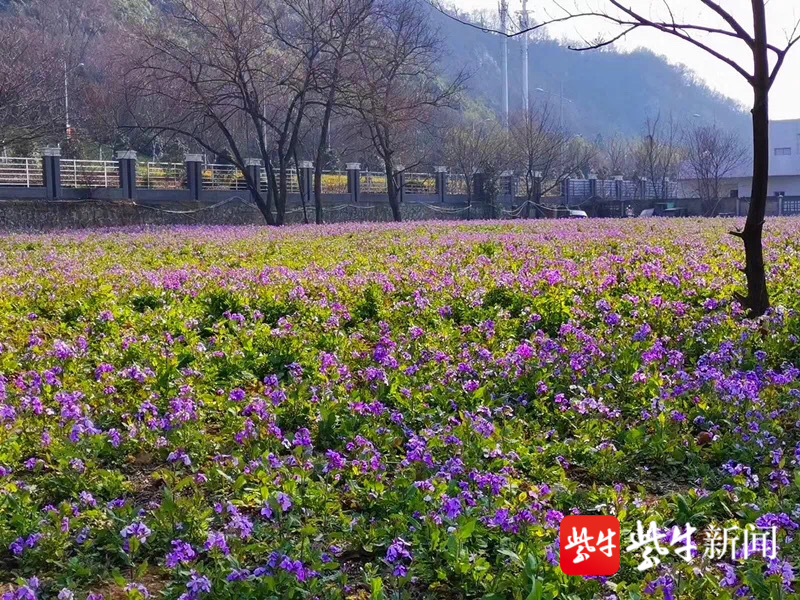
[[736, 119, 800, 198], [679, 118, 800, 200]]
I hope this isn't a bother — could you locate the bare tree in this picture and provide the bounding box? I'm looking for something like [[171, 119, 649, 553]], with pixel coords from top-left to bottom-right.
[[0, 16, 62, 150], [429, 1, 800, 316], [309, 0, 376, 224], [632, 113, 682, 201], [126, 0, 331, 225], [685, 124, 748, 216], [345, 0, 465, 221], [596, 133, 633, 179], [509, 101, 595, 213], [444, 117, 511, 218]]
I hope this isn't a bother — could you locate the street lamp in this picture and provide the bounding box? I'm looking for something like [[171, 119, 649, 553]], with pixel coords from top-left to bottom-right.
[[64, 62, 85, 139], [535, 85, 573, 126]]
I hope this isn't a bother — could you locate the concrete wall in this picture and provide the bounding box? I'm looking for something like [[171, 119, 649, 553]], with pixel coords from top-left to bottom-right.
[[737, 175, 800, 198], [0, 192, 486, 232]]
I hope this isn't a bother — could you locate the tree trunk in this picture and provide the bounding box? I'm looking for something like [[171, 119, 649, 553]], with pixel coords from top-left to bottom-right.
[[313, 63, 341, 225], [312, 155, 325, 225], [275, 157, 288, 226], [384, 157, 402, 222], [737, 84, 770, 316], [313, 102, 334, 225], [245, 176, 274, 225], [734, 0, 770, 317], [294, 152, 309, 225]]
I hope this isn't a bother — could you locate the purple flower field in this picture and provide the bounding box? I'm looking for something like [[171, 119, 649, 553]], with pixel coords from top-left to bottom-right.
[[1, 219, 800, 599]]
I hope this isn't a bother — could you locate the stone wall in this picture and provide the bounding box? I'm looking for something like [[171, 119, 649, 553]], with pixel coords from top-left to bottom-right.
[[0, 194, 478, 232]]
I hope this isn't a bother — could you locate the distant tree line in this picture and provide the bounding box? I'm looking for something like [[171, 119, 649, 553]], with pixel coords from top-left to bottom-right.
[[0, 0, 747, 226]]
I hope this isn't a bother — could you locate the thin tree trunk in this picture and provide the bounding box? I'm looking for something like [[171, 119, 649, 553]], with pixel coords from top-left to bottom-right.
[[276, 155, 288, 226], [294, 151, 309, 225], [384, 157, 402, 222], [313, 63, 341, 225], [733, 0, 770, 317]]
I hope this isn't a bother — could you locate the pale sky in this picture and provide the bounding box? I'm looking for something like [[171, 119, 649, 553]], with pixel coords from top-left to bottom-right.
[[453, 0, 800, 119]]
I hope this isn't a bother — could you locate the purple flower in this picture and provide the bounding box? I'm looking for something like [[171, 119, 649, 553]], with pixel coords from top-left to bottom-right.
[[205, 531, 229, 555], [166, 540, 196, 568], [121, 521, 151, 543], [186, 572, 211, 598], [276, 492, 293, 512], [442, 496, 462, 520], [123, 584, 149, 599], [227, 513, 254, 540], [386, 538, 413, 564], [293, 428, 313, 448]]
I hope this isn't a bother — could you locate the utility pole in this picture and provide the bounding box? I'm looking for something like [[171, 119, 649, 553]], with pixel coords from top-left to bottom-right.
[[499, 0, 509, 126], [521, 0, 529, 114], [64, 62, 70, 139]]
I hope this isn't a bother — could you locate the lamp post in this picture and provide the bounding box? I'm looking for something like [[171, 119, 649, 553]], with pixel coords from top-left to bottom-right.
[[64, 61, 84, 139], [535, 85, 573, 127]]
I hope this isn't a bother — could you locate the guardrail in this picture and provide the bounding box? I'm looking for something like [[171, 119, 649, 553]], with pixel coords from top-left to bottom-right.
[[138, 162, 185, 190], [60, 160, 119, 188], [0, 157, 43, 187], [1, 155, 677, 206]]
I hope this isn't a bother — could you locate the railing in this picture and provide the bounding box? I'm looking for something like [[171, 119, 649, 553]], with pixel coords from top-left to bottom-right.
[[257, 168, 300, 194], [204, 163, 249, 191], [138, 162, 185, 190], [447, 175, 468, 196], [321, 171, 347, 194], [403, 172, 436, 195], [0, 155, 678, 203], [0, 157, 43, 187], [360, 171, 387, 195], [60, 160, 119, 188]]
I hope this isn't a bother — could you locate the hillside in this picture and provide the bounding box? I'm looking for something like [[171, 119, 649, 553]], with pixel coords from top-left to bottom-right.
[[431, 6, 751, 140]]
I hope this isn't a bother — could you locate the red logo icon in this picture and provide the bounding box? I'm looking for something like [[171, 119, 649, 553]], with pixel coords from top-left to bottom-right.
[[559, 515, 620, 575]]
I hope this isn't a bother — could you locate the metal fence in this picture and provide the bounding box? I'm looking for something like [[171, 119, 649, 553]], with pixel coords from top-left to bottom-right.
[[256, 168, 300, 194], [0, 155, 683, 203], [60, 160, 120, 188], [203, 163, 249, 191], [361, 171, 387, 195], [403, 172, 436, 195], [0, 157, 43, 187], [137, 162, 186, 190]]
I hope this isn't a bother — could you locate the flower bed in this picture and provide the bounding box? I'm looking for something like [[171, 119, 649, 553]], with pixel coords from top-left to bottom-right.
[[0, 220, 799, 599]]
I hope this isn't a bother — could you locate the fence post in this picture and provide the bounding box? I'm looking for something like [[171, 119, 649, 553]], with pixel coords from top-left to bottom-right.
[[347, 162, 361, 203], [532, 171, 542, 218], [394, 165, 405, 203], [501, 170, 515, 212], [778, 193, 784, 216], [117, 151, 137, 201], [434, 166, 447, 203], [185, 154, 203, 201], [562, 178, 571, 207], [588, 172, 598, 199], [614, 175, 625, 217], [243, 158, 262, 206], [639, 176, 648, 200], [42, 147, 62, 200]]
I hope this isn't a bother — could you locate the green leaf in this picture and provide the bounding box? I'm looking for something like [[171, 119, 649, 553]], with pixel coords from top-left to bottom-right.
[[370, 577, 384, 600], [497, 548, 522, 565], [524, 553, 538, 579], [458, 517, 477, 541], [525, 577, 544, 600]]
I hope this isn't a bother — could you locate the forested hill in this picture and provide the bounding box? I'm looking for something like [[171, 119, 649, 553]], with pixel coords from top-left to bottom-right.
[[430, 5, 751, 140]]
